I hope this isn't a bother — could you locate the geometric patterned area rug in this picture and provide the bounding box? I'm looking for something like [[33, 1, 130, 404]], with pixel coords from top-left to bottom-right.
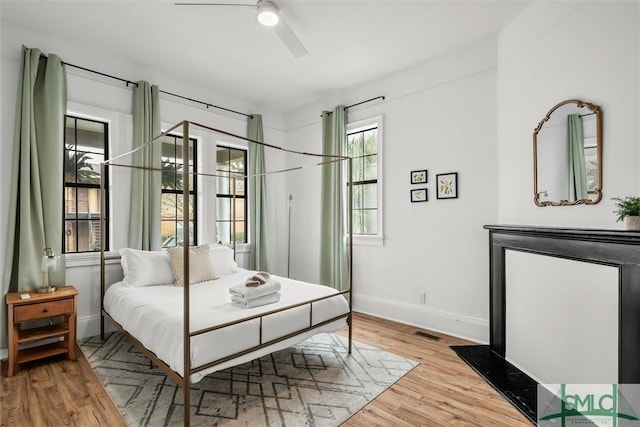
[[78, 332, 418, 426]]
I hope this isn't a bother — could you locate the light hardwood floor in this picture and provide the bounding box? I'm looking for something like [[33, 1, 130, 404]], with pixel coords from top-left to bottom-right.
[[1, 313, 531, 426]]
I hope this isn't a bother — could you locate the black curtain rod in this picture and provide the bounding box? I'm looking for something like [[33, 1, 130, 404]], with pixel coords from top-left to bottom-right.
[[40, 54, 253, 119], [321, 96, 385, 117]]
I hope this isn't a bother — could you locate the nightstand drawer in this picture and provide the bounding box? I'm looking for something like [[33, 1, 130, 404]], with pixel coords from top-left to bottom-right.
[[14, 299, 73, 322]]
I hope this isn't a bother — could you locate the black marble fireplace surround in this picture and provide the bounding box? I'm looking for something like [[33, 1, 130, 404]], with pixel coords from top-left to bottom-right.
[[453, 225, 640, 424]]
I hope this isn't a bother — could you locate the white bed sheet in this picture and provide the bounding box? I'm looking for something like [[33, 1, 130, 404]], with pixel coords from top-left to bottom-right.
[[104, 269, 349, 383]]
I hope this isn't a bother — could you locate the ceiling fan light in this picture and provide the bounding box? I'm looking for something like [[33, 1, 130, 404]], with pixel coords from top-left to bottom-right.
[[257, 1, 279, 27]]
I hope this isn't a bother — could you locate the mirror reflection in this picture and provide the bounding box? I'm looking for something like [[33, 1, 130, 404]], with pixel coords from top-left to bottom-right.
[[533, 99, 602, 206]]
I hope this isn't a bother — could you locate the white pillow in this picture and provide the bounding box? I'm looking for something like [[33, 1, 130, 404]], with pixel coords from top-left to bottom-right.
[[167, 245, 218, 286], [119, 248, 175, 287], [209, 244, 239, 275]]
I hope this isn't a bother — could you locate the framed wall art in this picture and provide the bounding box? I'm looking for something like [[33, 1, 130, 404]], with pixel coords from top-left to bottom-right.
[[411, 188, 428, 203], [410, 170, 428, 184], [436, 172, 458, 199]]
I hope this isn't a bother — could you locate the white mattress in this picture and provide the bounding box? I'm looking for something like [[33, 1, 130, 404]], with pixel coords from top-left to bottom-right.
[[104, 269, 349, 383]]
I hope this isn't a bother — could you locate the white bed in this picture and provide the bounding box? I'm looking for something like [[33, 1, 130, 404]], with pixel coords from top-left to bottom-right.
[[104, 269, 349, 383], [100, 120, 353, 425]]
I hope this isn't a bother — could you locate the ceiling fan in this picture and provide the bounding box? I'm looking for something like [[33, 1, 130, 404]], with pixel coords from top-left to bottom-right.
[[175, 1, 308, 58]]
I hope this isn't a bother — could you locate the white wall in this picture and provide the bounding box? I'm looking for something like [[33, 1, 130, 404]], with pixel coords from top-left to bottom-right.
[[496, 1, 639, 381], [498, 1, 639, 226], [0, 20, 286, 341], [283, 38, 500, 342]]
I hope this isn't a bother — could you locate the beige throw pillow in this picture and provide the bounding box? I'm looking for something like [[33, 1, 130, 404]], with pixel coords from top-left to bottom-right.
[[167, 245, 218, 286]]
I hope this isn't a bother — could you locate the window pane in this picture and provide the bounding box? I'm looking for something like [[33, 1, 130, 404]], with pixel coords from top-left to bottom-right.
[[76, 118, 106, 152], [162, 160, 179, 190], [347, 132, 363, 157], [234, 221, 245, 244], [64, 147, 77, 184], [76, 220, 99, 252], [65, 221, 77, 252], [362, 183, 377, 209], [65, 187, 76, 216], [161, 138, 176, 158], [75, 151, 101, 184], [76, 187, 89, 215], [352, 157, 363, 182], [65, 117, 75, 146], [216, 147, 230, 170], [162, 193, 179, 220], [352, 184, 364, 209], [217, 197, 230, 221], [234, 199, 245, 221], [233, 175, 245, 197], [186, 194, 195, 218], [363, 129, 377, 155], [362, 209, 378, 235], [217, 175, 230, 195], [161, 220, 178, 247], [363, 154, 377, 181], [87, 188, 100, 215], [352, 210, 364, 235], [217, 221, 231, 244], [229, 149, 245, 174]]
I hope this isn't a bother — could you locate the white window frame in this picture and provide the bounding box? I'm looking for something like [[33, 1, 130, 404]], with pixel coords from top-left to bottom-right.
[[65, 102, 120, 267], [215, 140, 249, 253], [347, 115, 384, 246]]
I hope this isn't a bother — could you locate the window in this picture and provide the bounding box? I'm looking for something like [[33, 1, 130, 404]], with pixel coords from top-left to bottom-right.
[[161, 134, 197, 248], [216, 145, 247, 244], [64, 115, 108, 253], [347, 117, 383, 242]]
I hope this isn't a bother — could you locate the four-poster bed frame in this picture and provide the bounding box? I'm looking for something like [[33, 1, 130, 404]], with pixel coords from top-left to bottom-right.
[[98, 120, 353, 426]]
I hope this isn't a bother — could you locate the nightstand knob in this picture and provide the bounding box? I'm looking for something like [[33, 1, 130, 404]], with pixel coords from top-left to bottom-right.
[[43, 308, 48, 313]]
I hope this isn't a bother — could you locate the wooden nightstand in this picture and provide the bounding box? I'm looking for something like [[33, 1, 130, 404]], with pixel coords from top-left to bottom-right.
[[6, 285, 78, 376]]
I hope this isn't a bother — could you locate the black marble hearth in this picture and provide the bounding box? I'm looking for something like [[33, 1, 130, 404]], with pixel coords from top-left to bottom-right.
[[451, 345, 537, 425]]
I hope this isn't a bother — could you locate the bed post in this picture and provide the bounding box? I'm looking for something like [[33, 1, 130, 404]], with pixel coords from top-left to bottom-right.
[[100, 162, 106, 341], [347, 157, 353, 355], [182, 120, 191, 426]]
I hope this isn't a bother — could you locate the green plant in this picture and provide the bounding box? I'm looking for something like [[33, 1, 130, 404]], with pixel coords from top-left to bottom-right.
[[612, 196, 640, 222]]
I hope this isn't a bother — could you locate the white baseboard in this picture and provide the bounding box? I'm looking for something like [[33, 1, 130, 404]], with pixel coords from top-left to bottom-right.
[[353, 293, 489, 344], [78, 314, 116, 340]]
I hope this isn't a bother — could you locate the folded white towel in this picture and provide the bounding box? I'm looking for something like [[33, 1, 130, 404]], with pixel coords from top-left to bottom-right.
[[229, 278, 281, 300], [231, 292, 281, 309]]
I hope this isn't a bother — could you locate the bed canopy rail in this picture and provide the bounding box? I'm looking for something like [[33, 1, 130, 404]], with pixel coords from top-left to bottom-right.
[[99, 120, 353, 426]]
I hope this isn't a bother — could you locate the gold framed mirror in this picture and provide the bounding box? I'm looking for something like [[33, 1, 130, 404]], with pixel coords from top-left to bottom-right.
[[533, 99, 602, 206]]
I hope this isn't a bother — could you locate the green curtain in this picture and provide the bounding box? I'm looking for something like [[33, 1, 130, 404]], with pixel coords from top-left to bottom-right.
[[566, 114, 587, 201], [248, 114, 270, 271], [1, 46, 67, 347], [129, 81, 161, 250], [319, 106, 349, 291]]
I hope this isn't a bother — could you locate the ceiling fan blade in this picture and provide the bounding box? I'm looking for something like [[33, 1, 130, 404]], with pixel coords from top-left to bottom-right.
[[174, 3, 255, 6], [274, 16, 308, 58]]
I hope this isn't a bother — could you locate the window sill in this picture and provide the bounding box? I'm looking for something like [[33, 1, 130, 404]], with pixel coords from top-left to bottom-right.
[[352, 235, 384, 247], [233, 243, 250, 253], [65, 251, 121, 268]]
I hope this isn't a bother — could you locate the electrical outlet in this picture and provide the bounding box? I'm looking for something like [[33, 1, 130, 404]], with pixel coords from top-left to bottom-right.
[[419, 292, 426, 304]]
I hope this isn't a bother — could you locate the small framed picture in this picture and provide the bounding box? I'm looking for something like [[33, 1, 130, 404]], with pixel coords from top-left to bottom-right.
[[411, 170, 428, 184], [436, 172, 458, 199], [411, 188, 428, 203]]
